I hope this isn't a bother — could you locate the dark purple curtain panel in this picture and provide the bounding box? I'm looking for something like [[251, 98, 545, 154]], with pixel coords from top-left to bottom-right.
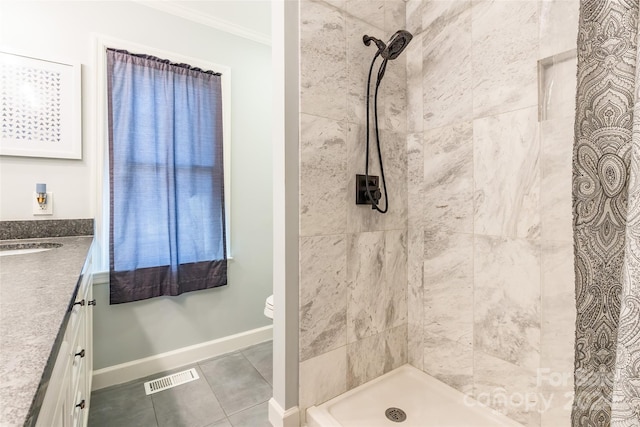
[[107, 49, 227, 304]]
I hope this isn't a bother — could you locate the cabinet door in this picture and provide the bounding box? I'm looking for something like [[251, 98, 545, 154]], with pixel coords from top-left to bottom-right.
[[71, 387, 88, 427], [37, 341, 72, 427], [84, 270, 93, 397], [52, 375, 71, 427], [81, 248, 94, 427], [79, 350, 90, 427], [70, 316, 86, 394]]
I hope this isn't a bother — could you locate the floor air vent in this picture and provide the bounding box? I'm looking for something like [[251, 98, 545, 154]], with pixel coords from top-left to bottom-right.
[[143, 368, 199, 395]]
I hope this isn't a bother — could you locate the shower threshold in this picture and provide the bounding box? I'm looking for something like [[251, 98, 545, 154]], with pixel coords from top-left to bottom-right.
[[306, 365, 524, 427]]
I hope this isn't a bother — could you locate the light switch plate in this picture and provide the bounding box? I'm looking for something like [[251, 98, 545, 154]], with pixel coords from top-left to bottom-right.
[[33, 192, 53, 215]]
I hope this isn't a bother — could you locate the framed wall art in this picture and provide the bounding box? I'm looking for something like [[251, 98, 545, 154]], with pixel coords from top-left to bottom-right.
[[0, 51, 81, 159]]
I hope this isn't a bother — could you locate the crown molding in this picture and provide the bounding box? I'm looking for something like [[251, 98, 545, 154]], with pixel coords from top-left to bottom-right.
[[134, 1, 271, 46]]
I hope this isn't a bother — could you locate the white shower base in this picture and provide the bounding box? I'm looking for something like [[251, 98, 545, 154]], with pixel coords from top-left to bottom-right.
[[306, 365, 524, 427]]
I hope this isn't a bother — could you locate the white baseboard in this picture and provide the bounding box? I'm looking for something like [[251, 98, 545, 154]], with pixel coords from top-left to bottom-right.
[[92, 271, 109, 285], [92, 325, 273, 390], [269, 398, 300, 427]]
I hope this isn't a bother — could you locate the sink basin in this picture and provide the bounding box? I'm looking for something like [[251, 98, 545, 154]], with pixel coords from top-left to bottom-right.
[[0, 242, 63, 257]]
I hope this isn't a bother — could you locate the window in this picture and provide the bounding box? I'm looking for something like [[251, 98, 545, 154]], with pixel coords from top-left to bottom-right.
[[106, 48, 228, 304]]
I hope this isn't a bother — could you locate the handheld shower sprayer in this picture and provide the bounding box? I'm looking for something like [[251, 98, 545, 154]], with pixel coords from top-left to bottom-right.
[[362, 31, 413, 60], [383, 30, 413, 60], [357, 29, 413, 213]]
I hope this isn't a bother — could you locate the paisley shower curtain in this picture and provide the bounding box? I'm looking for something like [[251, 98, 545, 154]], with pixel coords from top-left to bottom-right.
[[572, 0, 640, 424]]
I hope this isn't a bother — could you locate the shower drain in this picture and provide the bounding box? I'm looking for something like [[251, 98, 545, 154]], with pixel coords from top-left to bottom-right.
[[385, 407, 407, 423]]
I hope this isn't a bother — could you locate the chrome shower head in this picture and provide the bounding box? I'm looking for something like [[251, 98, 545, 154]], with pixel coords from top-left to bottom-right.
[[381, 30, 413, 60]]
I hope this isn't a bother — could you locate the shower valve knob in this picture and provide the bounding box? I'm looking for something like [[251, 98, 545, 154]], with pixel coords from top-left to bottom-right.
[[356, 174, 381, 205], [369, 188, 381, 203]]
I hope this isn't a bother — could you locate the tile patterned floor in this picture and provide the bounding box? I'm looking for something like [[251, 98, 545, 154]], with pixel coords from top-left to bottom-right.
[[88, 341, 273, 427]]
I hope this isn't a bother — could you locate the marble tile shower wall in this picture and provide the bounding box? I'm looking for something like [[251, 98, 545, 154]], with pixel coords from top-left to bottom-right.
[[405, 1, 579, 426], [297, 0, 408, 421]]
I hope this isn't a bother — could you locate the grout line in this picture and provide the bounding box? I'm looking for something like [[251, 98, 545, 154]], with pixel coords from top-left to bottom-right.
[[300, 226, 408, 239], [422, 103, 540, 136], [241, 343, 274, 386], [301, 342, 350, 365], [315, 0, 388, 35], [226, 398, 272, 418], [472, 103, 540, 124], [299, 110, 406, 134], [149, 389, 161, 427], [197, 358, 232, 418], [470, 3, 477, 396], [239, 350, 273, 388]]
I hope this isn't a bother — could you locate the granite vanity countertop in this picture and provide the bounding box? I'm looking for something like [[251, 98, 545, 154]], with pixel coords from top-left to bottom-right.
[[0, 235, 93, 427]]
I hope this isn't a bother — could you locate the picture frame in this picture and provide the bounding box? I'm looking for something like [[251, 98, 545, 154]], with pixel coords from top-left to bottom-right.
[[0, 51, 81, 159]]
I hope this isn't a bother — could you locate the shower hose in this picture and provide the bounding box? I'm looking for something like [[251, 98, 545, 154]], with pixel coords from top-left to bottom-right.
[[364, 51, 389, 214]]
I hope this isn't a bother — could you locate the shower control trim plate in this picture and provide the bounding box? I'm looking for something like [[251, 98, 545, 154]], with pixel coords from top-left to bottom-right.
[[356, 174, 381, 205]]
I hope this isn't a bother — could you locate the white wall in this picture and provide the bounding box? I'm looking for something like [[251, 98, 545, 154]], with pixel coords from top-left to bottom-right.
[[0, 1, 94, 220], [0, 1, 273, 369]]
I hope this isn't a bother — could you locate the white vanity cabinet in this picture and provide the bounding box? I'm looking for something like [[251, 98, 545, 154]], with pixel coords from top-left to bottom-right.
[[36, 248, 94, 427]]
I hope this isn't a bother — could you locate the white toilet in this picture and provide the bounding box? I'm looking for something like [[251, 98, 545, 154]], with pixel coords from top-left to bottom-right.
[[264, 294, 274, 319]]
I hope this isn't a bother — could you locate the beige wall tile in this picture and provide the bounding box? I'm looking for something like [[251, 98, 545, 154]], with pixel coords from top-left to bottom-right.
[[407, 132, 424, 227], [385, 0, 406, 33], [299, 346, 348, 421], [424, 121, 474, 234], [380, 130, 408, 230], [347, 230, 407, 342], [474, 107, 540, 239], [471, 0, 539, 117], [347, 331, 385, 389], [422, 0, 473, 129], [344, 0, 385, 29], [541, 118, 573, 242], [347, 325, 407, 389], [406, 34, 424, 134], [540, 240, 575, 391], [382, 54, 407, 134], [299, 235, 348, 362], [347, 231, 387, 342], [347, 16, 386, 127], [539, 0, 579, 59], [406, 0, 424, 36], [474, 350, 541, 427], [300, 0, 347, 120], [407, 133, 424, 369], [423, 331, 473, 394], [300, 114, 348, 236], [540, 387, 572, 427], [385, 229, 408, 328], [474, 235, 541, 371], [424, 231, 474, 346]]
